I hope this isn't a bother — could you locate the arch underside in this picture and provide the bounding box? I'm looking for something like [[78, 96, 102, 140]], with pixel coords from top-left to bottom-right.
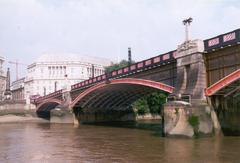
[[73, 83, 169, 113], [212, 80, 240, 97], [36, 101, 61, 119], [206, 69, 240, 97]]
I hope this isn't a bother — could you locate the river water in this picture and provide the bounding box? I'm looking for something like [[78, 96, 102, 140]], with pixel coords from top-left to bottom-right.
[[1, 122, 240, 163]]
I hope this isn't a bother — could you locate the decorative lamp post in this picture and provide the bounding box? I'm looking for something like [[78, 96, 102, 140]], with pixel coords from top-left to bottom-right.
[[182, 17, 193, 42]]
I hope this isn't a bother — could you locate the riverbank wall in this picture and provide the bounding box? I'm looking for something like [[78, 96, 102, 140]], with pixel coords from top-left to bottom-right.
[[0, 100, 37, 116]]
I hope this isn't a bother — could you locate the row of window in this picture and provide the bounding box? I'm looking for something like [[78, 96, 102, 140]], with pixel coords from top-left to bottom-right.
[[47, 66, 67, 76], [87, 67, 105, 76]]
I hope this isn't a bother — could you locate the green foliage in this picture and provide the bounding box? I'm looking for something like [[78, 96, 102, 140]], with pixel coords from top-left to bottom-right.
[[133, 97, 150, 115], [188, 115, 200, 136], [105, 60, 134, 73], [146, 92, 167, 115], [188, 115, 199, 127], [132, 92, 167, 115]]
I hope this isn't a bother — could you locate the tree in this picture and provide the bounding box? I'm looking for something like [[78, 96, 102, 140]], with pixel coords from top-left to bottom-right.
[[146, 92, 167, 115], [132, 92, 167, 115], [132, 96, 150, 115], [105, 60, 133, 73]]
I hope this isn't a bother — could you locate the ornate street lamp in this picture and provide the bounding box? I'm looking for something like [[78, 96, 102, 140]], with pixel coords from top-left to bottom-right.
[[182, 17, 193, 41]]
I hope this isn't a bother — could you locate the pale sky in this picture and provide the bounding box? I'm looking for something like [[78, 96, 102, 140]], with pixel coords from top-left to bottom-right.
[[0, 0, 240, 80]]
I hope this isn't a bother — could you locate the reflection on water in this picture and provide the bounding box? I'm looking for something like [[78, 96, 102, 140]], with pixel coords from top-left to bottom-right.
[[0, 122, 240, 162]]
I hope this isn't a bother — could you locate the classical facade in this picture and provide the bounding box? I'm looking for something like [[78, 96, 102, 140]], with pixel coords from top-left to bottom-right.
[[11, 77, 25, 101], [0, 56, 6, 101], [24, 53, 111, 104]]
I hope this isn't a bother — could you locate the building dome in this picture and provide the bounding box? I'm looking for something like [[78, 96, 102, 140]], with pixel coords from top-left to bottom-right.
[[36, 53, 111, 66]]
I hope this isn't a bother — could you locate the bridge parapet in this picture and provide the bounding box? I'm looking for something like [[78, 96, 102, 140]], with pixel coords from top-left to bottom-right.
[[204, 28, 240, 52], [33, 89, 63, 104]]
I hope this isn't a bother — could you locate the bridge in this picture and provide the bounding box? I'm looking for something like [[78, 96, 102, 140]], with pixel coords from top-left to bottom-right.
[[32, 28, 240, 136]]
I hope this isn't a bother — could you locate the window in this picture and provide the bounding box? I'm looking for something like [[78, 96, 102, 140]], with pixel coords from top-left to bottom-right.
[[63, 66, 66, 75], [52, 66, 55, 76], [56, 66, 59, 76], [48, 67, 51, 76], [60, 66, 62, 74]]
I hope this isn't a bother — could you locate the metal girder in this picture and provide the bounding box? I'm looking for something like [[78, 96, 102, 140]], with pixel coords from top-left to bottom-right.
[[112, 93, 144, 109], [81, 90, 107, 108], [90, 92, 114, 108], [224, 86, 240, 97], [70, 78, 174, 108], [106, 91, 134, 108], [95, 92, 122, 110], [205, 69, 240, 96]]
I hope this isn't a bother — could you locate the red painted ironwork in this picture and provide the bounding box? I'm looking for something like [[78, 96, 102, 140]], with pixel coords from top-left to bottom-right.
[[124, 67, 129, 72], [70, 78, 174, 108], [145, 59, 152, 66], [112, 71, 117, 76], [153, 56, 160, 63], [163, 54, 170, 60], [208, 38, 219, 47], [36, 98, 63, 111], [204, 29, 240, 51], [223, 32, 236, 42], [118, 69, 123, 74], [35, 89, 63, 103], [130, 64, 136, 70], [205, 69, 240, 96], [137, 62, 143, 68]]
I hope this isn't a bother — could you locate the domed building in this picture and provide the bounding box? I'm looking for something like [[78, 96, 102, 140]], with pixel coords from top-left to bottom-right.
[[24, 53, 111, 104]]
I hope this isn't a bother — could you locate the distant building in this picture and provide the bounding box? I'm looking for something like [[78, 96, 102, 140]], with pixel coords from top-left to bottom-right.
[[11, 77, 25, 101], [24, 53, 111, 104], [0, 56, 6, 101]]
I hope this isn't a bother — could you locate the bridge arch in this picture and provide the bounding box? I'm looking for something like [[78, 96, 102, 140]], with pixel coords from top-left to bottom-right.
[[36, 99, 63, 119], [70, 78, 174, 114], [205, 69, 240, 96]]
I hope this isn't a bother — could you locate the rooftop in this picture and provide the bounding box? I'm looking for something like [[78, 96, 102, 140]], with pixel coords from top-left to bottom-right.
[[33, 53, 112, 66]]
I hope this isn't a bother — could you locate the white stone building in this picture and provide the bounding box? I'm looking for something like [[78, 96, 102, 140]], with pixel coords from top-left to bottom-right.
[[0, 56, 6, 101], [24, 53, 111, 104], [11, 77, 25, 101]]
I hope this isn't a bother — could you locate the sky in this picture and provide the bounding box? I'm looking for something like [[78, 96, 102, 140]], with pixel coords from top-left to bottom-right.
[[0, 0, 240, 81]]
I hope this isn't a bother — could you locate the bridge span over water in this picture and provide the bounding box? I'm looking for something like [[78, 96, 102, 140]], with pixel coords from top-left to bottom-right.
[[32, 28, 240, 136]]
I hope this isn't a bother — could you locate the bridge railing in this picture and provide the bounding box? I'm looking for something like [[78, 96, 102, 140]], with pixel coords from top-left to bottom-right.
[[204, 28, 240, 52], [33, 89, 63, 104]]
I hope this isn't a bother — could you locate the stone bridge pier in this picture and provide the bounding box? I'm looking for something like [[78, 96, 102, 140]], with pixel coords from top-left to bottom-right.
[[49, 90, 75, 124], [164, 39, 215, 137]]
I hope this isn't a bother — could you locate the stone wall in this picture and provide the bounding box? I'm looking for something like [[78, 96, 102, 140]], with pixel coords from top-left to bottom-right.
[[0, 102, 36, 116], [164, 101, 214, 137]]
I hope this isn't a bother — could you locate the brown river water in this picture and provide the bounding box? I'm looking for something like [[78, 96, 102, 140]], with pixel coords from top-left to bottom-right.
[[0, 122, 240, 163]]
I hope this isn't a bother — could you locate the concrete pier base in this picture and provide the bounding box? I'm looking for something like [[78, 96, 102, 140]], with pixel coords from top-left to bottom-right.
[[50, 109, 74, 124], [164, 100, 215, 138], [73, 113, 80, 127]]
